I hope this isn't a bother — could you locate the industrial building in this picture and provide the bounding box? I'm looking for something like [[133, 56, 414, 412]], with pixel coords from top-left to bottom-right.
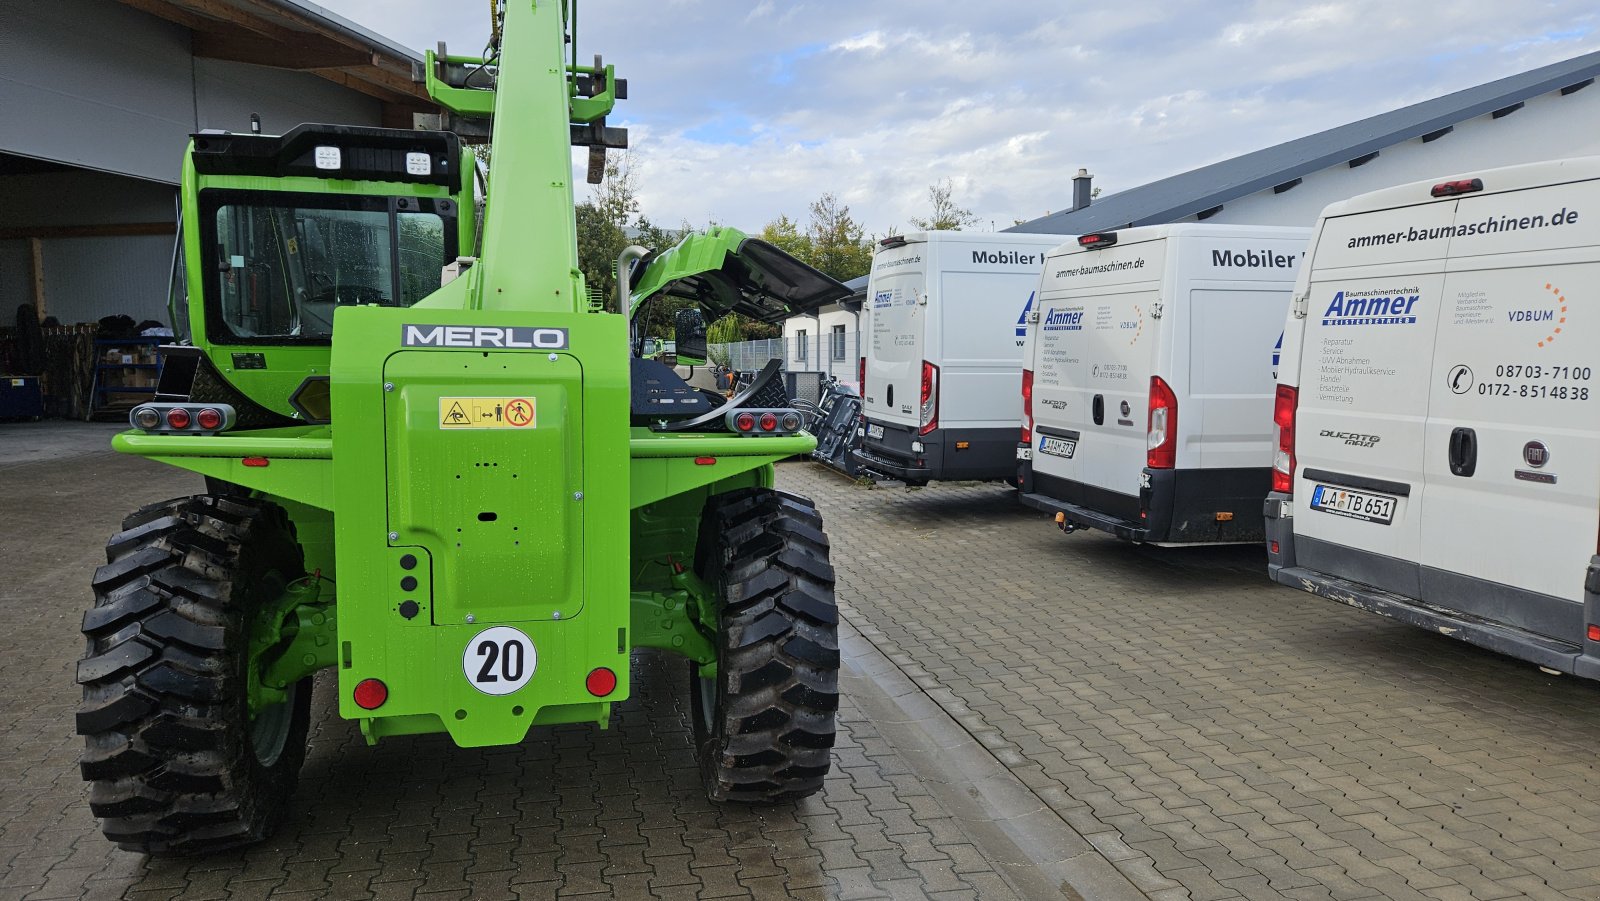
[[0, 0, 431, 330], [1011, 50, 1600, 235]]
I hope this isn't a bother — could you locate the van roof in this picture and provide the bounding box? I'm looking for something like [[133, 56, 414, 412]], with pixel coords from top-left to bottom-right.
[[1320, 154, 1600, 220], [1050, 223, 1314, 256]]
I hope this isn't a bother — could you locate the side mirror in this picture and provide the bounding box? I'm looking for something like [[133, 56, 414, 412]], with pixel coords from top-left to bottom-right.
[[639, 336, 664, 358], [674, 307, 708, 366]]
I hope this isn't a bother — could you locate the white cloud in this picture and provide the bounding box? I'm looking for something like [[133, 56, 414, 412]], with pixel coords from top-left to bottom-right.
[[315, 0, 1600, 235]]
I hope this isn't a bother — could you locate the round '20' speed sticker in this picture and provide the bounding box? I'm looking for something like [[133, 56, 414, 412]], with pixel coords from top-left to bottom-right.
[[462, 626, 536, 695]]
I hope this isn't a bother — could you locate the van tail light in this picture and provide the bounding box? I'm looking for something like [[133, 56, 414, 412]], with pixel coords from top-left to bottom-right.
[[918, 360, 939, 435], [1020, 369, 1035, 444], [1146, 376, 1177, 469], [858, 356, 866, 396], [1272, 385, 1298, 493]]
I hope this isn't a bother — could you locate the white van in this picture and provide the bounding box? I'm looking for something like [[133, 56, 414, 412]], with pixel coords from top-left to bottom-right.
[[1266, 157, 1600, 678], [854, 231, 1064, 484], [1017, 224, 1311, 544]]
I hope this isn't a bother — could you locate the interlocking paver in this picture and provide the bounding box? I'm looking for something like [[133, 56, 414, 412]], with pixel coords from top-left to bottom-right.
[[786, 462, 1600, 901], [0, 430, 1029, 900]]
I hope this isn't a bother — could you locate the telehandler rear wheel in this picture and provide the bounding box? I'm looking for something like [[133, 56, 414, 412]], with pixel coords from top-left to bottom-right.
[[691, 487, 839, 802], [76, 495, 312, 854]]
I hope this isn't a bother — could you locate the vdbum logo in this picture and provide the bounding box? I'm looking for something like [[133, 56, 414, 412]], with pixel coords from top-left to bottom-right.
[[1043, 307, 1084, 332], [1321, 288, 1420, 327]]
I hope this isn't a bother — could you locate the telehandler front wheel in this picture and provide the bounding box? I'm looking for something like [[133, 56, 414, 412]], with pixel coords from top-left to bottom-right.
[[691, 488, 839, 802], [76, 495, 312, 854]]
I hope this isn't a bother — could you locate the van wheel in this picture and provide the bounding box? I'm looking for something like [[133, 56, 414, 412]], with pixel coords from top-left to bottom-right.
[[76, 495, 311, 854], [691, 488, 839, 802]]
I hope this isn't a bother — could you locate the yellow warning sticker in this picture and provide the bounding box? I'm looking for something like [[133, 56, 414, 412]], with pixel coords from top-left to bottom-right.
[[438, 396, 537, 429]]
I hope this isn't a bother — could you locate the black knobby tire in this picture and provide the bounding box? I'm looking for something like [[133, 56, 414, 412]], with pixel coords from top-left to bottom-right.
[[691, 487, 839, 802], [77, 494, 312, 854]]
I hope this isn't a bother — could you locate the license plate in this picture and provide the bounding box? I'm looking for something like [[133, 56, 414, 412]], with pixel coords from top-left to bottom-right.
[[1038, 436, 1076, 459], [1310, 484, 1395, 525], [866, 423, 884, 440]]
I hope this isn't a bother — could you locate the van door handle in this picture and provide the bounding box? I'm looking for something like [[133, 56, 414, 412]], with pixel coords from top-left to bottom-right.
[[1092, 394, 1105, 426], [1449, 427, 1477, 477]]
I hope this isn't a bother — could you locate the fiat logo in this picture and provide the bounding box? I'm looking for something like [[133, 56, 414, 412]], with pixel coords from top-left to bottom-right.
[[1523, 441, 1549, 468]]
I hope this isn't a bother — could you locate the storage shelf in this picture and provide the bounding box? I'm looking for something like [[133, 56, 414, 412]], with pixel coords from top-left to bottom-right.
[[90, 338, 167, 420]]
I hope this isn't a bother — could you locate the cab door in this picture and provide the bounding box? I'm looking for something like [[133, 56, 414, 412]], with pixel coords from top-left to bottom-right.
[[1418, 178, 1600, 636]]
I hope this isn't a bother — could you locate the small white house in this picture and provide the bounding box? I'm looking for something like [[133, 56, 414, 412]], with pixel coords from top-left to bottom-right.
[[781, 276, 866, 381]]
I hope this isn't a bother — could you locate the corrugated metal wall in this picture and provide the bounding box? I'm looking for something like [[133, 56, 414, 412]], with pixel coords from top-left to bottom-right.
[[0, 0, 196, 183], [40, 235, 173, 327], [0, 241, 30, 319]]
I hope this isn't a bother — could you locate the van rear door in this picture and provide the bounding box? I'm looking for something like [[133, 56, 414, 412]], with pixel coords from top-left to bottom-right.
[[864, 241, 926, 429], [1076, 242, 1163, 514], [1419, 172, 1600, 633], [1029, 251, 1091, 494], [1290, 200, 1456, 598]]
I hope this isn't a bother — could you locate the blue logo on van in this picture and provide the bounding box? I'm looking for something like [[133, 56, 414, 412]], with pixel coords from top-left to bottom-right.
[[1272, 331, 1282, 375], [873, 290, 894, 309], [1043, 308, 1085, 331], [1321, 290, 1420, 327], [1016, 291, 1034, 338]]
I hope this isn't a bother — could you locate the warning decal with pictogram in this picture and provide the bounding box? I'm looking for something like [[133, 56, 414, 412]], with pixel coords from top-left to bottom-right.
[[438, 396, 538, 429]]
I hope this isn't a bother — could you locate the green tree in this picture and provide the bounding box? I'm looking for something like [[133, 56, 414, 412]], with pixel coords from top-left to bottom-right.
[[909, 178, 978, 231], [759, 214, 813, 263], [805, 193, 872, 282]]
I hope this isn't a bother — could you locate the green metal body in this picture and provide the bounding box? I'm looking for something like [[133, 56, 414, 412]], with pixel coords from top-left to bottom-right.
[[113, 0, 822, 748]]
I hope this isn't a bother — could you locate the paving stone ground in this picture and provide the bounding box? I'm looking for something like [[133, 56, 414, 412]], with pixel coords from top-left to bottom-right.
[[788, 463, 1600, 901], [0, 429, 1027, 901]]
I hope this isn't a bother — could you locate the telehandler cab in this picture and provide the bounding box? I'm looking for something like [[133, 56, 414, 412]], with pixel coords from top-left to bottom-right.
[[77, 0, 848, 854]]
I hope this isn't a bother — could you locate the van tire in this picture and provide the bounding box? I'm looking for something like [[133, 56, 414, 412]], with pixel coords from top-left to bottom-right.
[[76, 495, 311, 855], [691, 488, 839, 802]]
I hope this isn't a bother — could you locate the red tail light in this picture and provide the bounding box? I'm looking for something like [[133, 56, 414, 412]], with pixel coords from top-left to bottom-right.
[[165, 407, 191, 430], [759, 412, 778, 432], [918, 360, 939, 435], [585, 667, 618, 697], [1020, 369, 1035, 444], [1146, 376, 1177, 469], [353, 678, 388, 710], [858, 356, 866, 395], [195, 408, 224, 430], [1272, 385, 1298, 493]]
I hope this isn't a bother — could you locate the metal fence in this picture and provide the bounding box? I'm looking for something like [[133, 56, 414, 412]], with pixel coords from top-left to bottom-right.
[[709, 331, 861, 381]]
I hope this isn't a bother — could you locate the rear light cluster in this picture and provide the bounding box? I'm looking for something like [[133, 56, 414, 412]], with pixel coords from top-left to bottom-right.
[[858, 356, 866, 396], [918, 360, 939, 435], [1272, 385, 1298, 493], [1146, 376, 1177, 469], [1078, 232, 1118, 248], [130, 403, 236, 435], [1020, 369, 1035, 444], [726, 408, 804, 436]]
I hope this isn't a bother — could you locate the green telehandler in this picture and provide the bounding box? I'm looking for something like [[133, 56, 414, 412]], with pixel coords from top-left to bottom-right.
[[76, 0, 849, 854]]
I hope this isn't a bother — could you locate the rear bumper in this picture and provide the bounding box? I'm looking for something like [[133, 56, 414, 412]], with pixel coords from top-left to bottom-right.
[[1264, 492, 1600, 680], [1018, 464, 1268, 545], [1019, 489, 1150, 541], [852, 421, 1013, 484]]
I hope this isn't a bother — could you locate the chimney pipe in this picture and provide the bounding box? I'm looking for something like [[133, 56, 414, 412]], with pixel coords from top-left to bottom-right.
[[1072, 169, 1093, 211]]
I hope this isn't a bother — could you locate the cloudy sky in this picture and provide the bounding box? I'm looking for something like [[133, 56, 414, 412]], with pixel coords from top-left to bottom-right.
[[316, 1, 1598, 234]]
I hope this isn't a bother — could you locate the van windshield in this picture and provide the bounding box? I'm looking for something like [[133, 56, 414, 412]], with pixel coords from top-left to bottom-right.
[[201, 190, 455, 344]]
